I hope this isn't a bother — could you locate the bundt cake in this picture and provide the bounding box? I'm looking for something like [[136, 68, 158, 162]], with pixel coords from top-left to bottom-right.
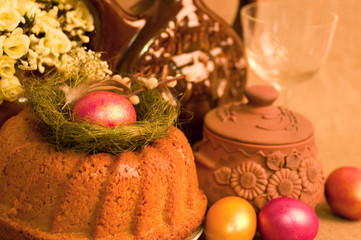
[[0, 108, 207, 240]]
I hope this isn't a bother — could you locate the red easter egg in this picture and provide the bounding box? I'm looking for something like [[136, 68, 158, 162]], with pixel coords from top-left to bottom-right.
[[72, 91, 136, 127], [325, 166, 361, 220], [258, 197, 319, 240]]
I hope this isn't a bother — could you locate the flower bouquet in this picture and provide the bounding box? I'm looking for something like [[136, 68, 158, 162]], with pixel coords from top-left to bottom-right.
[[0, 0, 94, 104]]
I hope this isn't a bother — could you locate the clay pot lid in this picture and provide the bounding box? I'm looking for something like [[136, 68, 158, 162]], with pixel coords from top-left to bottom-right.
[[204, 85, 314, 145]]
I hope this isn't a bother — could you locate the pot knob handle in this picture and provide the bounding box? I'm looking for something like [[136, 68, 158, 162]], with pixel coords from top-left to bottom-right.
[[244, 85, 279, 107]]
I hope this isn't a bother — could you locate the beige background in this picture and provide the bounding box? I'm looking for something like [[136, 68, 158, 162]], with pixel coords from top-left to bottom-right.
[[117, 1, 361, 239]]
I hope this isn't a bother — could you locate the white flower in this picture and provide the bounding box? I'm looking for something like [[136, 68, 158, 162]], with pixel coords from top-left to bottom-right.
[[119, 76, 131, 88], [37, 13, 60, 32], [38, 53, 60, 73], [3, 28, 30, 59], [0, 6, 21, 32], [166, 76, 178, 88], [0, 55, 16, 78], [18, 48, 37, 70], [0, 75, 23, 101], [33, 8, 60, 33], [0, 35, 6, 55], [0, 0, 96, 105], [129, 95, 140, 105], [35, 38, 50, 56], [74, 1, 94, 31], [145, 77, 158, 89], [185, 71, 198, 82], [17, 0, 40, 18], [0, 0, 18, 9], [43, 28, 72, 57]]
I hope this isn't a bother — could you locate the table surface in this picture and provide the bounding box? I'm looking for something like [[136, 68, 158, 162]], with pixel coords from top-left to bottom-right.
[[116, 0, 361, 238]]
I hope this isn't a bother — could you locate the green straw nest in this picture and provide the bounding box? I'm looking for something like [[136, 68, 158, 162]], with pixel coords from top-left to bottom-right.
[[25, 71, 180, 155]]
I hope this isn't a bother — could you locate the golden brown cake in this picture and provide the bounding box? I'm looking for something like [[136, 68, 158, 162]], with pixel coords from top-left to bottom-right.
[[0, 108, 207, 240]]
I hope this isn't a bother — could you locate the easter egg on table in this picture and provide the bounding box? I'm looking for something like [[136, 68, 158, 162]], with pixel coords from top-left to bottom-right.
[[204, 196, 257, 240], [258, 197, 319, 240], [72, 91, 136, 127], [325, 166, 361, 220]]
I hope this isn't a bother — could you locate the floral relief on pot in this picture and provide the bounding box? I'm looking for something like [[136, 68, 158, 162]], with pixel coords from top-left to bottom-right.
[[209, 145, 323, 210]]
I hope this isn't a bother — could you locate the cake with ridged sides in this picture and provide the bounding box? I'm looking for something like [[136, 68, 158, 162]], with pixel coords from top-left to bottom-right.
[[0, 49, 207, 240]]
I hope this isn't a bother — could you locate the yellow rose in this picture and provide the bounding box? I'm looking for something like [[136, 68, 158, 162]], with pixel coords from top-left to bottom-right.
[[17, 0, 40, 18], [35, 12, 60, 33], [74, 1, 94, 31], [3, 28, 30, 59], [0, 35, 5, 55], [0, 75, 23, 102], [0, 55, 16, 78], [44, 28, 71, 56], [0, 6, 21, 32], [0, 0, 18, 9]]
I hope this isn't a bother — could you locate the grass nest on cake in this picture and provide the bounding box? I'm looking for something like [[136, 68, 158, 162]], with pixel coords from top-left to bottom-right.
[[25, 48, 181, 155]]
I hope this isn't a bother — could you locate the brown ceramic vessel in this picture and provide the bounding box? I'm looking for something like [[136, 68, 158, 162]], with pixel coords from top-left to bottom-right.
[[194, 85, 324, 210]]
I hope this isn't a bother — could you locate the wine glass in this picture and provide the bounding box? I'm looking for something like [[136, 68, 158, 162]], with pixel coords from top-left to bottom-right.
[[241, 2, 338, 106]]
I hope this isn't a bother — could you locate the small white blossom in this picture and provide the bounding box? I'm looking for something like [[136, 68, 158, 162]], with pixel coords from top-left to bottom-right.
[[36, 38, 50, 56], [80, 35, 89, 43], [120, 77, 131, 88], [0, 0, 96, 104], [167, 81, 177, 88], [129, 95, 140, 105], [58, 47, 112, 80], [166, 76, 177, 88], [43, 28, 72, 57], [37, 60, 45, 73], [111, 74, 122, 82], [145, 77, 158, 89], [185, 71, 198, 82]]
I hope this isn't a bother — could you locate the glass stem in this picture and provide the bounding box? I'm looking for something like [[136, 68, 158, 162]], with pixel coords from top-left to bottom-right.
[[279, 88, 291, 107]]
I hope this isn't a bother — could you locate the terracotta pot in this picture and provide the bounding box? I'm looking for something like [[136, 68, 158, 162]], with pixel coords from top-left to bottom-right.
[[194, 85, 324, 210]]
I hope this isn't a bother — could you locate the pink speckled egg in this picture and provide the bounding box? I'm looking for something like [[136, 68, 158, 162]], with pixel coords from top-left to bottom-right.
[[72, 91, 136, 127], [258, 197, 319, 240]]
